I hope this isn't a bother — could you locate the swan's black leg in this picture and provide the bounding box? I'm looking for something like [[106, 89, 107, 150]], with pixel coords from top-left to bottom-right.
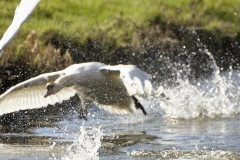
[[78, 106, 88, 120], [78, 99, 91, 120], [132, 95, 147, 115]]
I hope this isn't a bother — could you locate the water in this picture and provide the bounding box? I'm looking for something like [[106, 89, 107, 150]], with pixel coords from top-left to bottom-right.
[[1, 51, 240, 159]]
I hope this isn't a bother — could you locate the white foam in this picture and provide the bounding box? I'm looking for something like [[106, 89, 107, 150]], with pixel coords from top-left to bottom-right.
[[158, 71, 240, 119], [62, 126, 103, 160], [153, 50, 240, 119]]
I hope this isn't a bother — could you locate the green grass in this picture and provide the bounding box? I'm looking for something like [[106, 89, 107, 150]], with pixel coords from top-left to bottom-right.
[[157, 0, 240, 34], [0, 0, 240, 47]]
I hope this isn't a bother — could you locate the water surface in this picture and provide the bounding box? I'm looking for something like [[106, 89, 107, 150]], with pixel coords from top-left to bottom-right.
[[0, 69, 240, 160]]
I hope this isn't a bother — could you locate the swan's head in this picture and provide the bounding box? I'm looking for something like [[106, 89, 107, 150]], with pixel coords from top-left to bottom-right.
[[44, 82, 57, 98]]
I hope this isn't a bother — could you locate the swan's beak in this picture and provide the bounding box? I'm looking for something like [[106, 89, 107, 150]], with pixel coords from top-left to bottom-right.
[[44, 89, 52, 98], [44, 84, 54, 98]]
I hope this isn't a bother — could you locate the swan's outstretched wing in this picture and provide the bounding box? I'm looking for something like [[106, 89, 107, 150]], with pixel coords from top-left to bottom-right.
[[99, 65, 164, 96], [0, 0, 40, 57], [0, 71, 76, 115]]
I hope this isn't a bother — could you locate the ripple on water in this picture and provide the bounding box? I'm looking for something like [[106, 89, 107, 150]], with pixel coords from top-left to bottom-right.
[[128, 149, 240, 159]]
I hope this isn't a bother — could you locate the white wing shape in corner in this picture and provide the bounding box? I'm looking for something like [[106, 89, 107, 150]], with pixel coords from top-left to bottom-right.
[[0, 0, 40, 57]]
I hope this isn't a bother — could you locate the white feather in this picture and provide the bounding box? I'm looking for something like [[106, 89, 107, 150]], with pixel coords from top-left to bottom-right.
[[133, 77, 144, 94], [0, 0, 40, 57], [99, 64, 164, 98], [144, 80, 152, 94], [0, 70, 75, 115]]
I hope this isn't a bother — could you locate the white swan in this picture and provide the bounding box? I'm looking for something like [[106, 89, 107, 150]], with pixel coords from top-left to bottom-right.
[[0, 0, 40, 57], [0, 62, 167, 119]]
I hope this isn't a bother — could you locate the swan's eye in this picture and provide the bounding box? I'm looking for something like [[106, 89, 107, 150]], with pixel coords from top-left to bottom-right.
[[46, 84, 54, 90]]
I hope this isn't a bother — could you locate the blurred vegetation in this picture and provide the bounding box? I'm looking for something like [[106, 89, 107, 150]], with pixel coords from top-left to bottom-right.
[[0, 0, 240, 93], [0, 0, 239, 46]]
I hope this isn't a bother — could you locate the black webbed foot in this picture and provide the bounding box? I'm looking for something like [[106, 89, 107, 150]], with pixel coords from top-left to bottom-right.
[[132, 95, 147, 115]]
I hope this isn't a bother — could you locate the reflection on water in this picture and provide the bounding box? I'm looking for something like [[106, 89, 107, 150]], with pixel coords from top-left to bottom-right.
[[1, 70, 240, 159]]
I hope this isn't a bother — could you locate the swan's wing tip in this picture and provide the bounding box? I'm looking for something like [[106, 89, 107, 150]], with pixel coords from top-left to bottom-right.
[[0, 86, 76, 116], [155, 86, 164, 96], [0, 0, 40, 58]]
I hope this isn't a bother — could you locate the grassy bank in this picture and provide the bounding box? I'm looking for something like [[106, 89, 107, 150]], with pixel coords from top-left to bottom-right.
[[0, 0, 240, 46]]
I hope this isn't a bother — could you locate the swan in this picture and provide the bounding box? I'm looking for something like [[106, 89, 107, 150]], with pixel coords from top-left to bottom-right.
[[0, 0, 40, 57], [0, 62, 167, 119]]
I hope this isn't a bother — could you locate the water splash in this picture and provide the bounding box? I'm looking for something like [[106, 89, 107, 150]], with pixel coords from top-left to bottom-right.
[[198, 50, 237, 116], [158, 49, 240, 119], [62, 126, 103, 160]]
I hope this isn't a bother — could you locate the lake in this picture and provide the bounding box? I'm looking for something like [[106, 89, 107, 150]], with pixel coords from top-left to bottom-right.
[[0, 66, 240, 159]]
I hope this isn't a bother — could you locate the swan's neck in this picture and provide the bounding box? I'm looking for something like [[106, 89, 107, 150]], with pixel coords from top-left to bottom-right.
[[54, 74, 79, 91]]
